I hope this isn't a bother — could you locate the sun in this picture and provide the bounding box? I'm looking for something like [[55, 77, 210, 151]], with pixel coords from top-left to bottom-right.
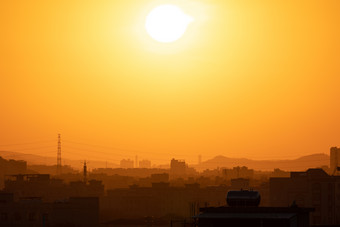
[[145, 5, 194, 43]]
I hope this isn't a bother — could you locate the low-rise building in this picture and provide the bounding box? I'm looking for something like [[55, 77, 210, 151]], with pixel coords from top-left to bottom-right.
[[0, 193, 99, 227]]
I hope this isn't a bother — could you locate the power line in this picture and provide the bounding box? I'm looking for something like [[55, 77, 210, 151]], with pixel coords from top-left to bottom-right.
[[63, 139, 191, 157], [63, 140, 146, 154], [0, 150, 57, 156], [62, 146, 129, 157], [0, 138, 328, 166], [0, 145, 57, 152], [0, 140, 55, 147]]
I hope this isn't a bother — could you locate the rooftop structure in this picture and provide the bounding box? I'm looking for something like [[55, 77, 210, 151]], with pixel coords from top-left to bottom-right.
[[226, 190, 261, 207], [194, 206, 314, 227]]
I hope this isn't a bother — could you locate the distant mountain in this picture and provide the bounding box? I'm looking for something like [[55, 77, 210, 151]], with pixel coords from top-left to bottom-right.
[[0, 150, 119, 170], [194, 153, 330, 171]]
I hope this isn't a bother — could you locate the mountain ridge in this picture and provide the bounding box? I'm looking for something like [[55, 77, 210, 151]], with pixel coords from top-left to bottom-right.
[[195, 153, 329, 171]]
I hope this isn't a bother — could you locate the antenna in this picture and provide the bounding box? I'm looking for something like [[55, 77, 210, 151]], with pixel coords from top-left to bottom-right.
[[57, 134, 62, 175]]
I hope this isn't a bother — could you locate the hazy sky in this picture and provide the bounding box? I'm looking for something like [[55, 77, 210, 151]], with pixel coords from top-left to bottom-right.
[[1, 0, 340, 164]]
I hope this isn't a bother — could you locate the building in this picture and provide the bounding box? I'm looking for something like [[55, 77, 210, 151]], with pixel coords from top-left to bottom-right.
[[221, 166, 254, 180], [194, 190, 313, 227], [230, 178, 250, 190], [139, 159, 151, 168], [170, 159, 187, 178], [270, 168, 340, 225], [194, 206, 313, 227], [120, 159, 134, 169], [0, 193, 99, 227], [4, 174, 104, 202], [330, 147, 340, 175], [0, 157, 27, 175], [0, 157, 27, 189], [101, 184, 229, 223]]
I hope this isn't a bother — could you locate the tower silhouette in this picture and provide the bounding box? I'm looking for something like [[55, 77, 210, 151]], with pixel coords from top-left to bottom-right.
[[57, 134, 62, 175], [83, 161, 87, 183]]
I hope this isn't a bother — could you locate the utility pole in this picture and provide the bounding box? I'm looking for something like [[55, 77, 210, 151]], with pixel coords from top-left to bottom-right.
[[57, 134, 62, 175]]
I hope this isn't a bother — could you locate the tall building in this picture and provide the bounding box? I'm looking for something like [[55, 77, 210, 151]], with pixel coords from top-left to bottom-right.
[[330, 147, 340, 175], [270, 168, 340, 225], [230, 178, 250, 190], [170, 159, 186, 178]]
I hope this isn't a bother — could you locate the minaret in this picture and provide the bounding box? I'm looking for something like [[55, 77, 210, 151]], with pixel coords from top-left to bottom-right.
[[83, 161, 87, 183], [57, 134, 62, 175]]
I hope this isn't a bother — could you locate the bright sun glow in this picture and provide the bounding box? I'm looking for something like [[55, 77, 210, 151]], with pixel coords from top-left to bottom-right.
[[145, 5, 194, 43]]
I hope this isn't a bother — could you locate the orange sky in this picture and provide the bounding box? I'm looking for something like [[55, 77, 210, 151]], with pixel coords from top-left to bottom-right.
[[1, 0, 340, 165]]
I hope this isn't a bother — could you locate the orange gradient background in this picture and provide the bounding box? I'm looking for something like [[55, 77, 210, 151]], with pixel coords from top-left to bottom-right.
[[1, 0, 340, 164]]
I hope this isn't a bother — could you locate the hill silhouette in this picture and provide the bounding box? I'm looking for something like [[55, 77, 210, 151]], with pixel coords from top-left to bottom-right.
[[195, 153, 329, 171]]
